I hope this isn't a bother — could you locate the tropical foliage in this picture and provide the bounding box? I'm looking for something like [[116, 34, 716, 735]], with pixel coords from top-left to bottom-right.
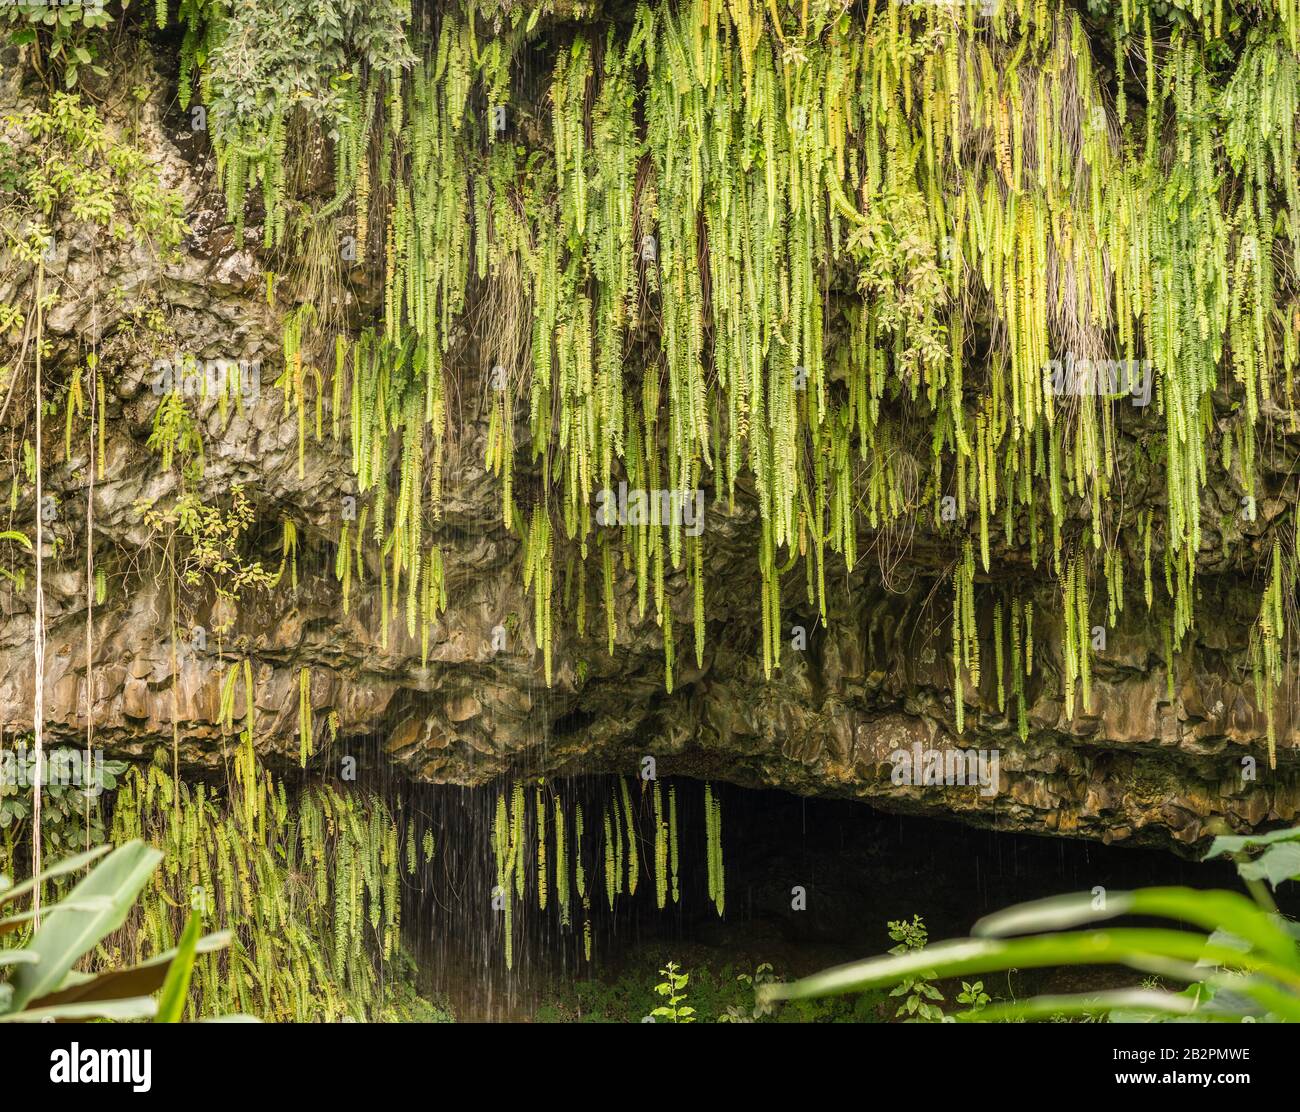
[[0, 841, 235, 1022], [0, 744, 128, 874], [106, 757, 416, 1021], [490, 776, 715, 970], [4, 0, 1300, 1028], [761, 823, 1300, 1022]]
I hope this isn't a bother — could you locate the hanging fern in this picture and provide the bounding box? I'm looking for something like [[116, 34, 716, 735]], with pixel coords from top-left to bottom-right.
[[165, 0, 1300, 793], [106, 758, 403, 1021]]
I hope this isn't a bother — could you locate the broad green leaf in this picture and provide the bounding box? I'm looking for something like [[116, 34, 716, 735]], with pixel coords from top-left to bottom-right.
[[1236, 843, 1300, 888], [0, 897, 113, 936], [0, 844, 111, 908], [969, 989, 1205, 1023], [974, 887, 1298, 966], [9, 841, 161, 1011], [0, 996, 158, 1023], [760, 929, 1296, 1005], [1206, 827, 1300, 859], [30, 929, 230, 1009]]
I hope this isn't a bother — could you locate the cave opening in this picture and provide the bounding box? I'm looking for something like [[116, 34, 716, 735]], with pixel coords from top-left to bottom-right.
[[386, 775, 1288, 1022]]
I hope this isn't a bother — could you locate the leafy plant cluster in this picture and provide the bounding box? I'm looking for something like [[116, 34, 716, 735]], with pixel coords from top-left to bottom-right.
[[1, 90, 185, 249], [135, 484, 282, 632], [181, 0, 415, 246], [0, 743, 128, 876], [1, 0, 115, 89], [886, 914, 947, 1022], [650, 960, 695, 1022], [0, 85, 186, 398]]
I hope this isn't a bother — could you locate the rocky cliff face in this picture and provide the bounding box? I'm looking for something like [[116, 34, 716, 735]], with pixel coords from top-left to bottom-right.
[[2, 47, 1297, 857]]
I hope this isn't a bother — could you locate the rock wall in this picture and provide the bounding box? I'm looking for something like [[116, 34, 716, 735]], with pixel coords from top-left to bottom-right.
[[2, 42, 1297, 857]]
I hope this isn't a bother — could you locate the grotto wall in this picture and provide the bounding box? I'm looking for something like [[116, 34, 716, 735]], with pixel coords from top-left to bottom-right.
[[2, 6, 1299, 857]]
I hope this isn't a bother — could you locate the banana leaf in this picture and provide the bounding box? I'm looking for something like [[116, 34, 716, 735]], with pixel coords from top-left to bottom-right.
[[29, 928, 231, 1009], [0, 845, 111, 909], [7, 841, 161, 1013], [0, 997, 159, 1023]]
